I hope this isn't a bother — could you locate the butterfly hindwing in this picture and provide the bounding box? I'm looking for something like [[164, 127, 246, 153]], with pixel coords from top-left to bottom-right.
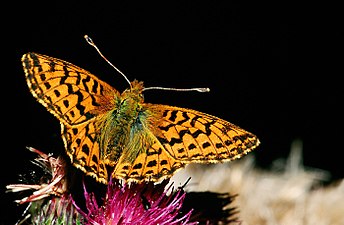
[[61, 119, 108, 184], [112, 141, 185, 182]]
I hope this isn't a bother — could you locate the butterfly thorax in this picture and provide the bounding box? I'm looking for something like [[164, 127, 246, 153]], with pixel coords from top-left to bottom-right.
[[96, 80, 156, 165]]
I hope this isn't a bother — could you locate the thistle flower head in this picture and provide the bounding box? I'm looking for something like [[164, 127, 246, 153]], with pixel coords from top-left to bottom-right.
[[6, 147, 82, 224], [6, 147, 67, 204], [75, 178, 198, 225]]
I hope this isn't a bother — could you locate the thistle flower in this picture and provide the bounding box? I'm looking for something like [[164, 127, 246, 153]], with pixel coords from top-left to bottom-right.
[[6, 147, 82, 225], [6, 147, 66, 202], [75, 178, 198, 225]]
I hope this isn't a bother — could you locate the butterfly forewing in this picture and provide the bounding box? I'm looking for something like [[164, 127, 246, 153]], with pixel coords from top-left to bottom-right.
[[22, 52, 117, 126], [148, 105, 260, 163]]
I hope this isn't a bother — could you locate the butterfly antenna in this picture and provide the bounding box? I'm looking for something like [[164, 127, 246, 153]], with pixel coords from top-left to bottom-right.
[[84, 35, 132, 88], [143, 86, 210, 92]]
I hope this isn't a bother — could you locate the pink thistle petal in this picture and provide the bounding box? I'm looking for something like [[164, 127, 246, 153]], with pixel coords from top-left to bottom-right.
[[75, 178, 198, 225]]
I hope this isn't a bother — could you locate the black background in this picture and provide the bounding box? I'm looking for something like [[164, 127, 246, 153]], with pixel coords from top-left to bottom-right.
[[1, 1, 342, 224]]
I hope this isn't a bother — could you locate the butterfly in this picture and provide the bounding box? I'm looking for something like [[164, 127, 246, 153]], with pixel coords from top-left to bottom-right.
[[22, 50, 260, 184]]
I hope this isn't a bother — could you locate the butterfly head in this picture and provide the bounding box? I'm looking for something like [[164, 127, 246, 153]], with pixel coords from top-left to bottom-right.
[[121, 80, 145, 103]]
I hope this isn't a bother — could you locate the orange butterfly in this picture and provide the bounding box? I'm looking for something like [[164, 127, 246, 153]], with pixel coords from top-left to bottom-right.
[[22, 39, 260, 184]]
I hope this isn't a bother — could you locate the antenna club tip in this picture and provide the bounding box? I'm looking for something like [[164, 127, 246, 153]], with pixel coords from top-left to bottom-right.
[[84, 35, 94, 46], [198, 87, 210, 92]]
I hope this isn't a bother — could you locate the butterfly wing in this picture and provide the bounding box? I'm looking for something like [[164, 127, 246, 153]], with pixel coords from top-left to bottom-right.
[[22, 52, 118, 184], [22, 52, 118, 126], [148, 104, 260, 163], [111, 139, 185, 183], [61, 118, 109, 183]]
